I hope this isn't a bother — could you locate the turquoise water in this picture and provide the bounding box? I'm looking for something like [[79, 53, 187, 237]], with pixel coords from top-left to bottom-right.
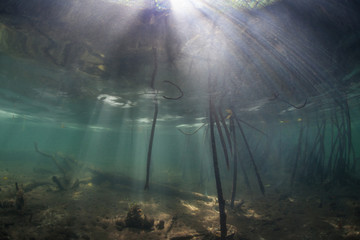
[[0, 51, 359, 193], [1, 1, 360, 239], [1, 81, 358, 194]]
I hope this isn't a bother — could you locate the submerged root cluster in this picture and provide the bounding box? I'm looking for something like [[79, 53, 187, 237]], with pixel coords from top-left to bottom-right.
[[0, 183, 24, 211], [121, 204, 154, 230], [34, 142, 81, 191]]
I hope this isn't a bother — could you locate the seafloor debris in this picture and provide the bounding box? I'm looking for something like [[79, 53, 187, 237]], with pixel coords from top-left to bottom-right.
[[0, 182, 24, 211], [124, 203, 154, 230], [114, 203, 156, 231], [34, 142, 81, 191], [156, 219, 165, 230], [15, 182, 24, 211], [0, 199, 15, 209]]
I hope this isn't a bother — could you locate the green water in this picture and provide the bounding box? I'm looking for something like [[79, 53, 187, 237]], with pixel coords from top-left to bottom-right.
[[0, 48, 359, 196], [1, 1, 360, 239]]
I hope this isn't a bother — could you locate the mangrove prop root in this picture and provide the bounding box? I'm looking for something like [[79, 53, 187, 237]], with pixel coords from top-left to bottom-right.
[[213, 106, 230, 169], [218, 106, 233, 153], [239, 149, 252, 193], [234, 113, 265, 196], [290, 122, 304, 186], [230, 117, 237, 209], [150, 47, 157, 89], [34, 142, 66, 177], [270, 93, 307, 109], [285, 98, 307, 109], [52, 176, 65, 191], [210, 99, 227, 239], [15, 184, 25, 211], [34, 142, 52, 158], [343, 101, 355, 171], [144, 47, 159, 191], [177, 122, 206, 135], [237, 118, 268, 137], [163, 80, 184, 100], [227, 114, 251, 192], [144, 99, 158, 190]]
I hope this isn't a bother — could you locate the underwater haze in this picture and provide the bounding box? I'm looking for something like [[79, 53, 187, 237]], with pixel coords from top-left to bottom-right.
[[1, 0, 360, 239]]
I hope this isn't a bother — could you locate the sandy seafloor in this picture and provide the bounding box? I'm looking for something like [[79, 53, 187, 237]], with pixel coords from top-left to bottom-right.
[[0, 156, 360, 240]]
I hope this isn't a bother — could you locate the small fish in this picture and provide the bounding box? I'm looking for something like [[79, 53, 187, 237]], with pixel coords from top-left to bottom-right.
[[225, 109, 233, 119], [3, 176, 8, 180], [97, 65, 106, 71], [288, 197, 295, 203], [280, 120, 289, 124]]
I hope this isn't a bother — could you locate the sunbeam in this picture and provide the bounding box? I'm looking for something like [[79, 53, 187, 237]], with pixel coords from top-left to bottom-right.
[[1, 0, 360, 239]]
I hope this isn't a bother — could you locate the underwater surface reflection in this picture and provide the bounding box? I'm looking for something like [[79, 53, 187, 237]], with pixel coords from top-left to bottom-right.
[[1, 0, 360, 239]]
